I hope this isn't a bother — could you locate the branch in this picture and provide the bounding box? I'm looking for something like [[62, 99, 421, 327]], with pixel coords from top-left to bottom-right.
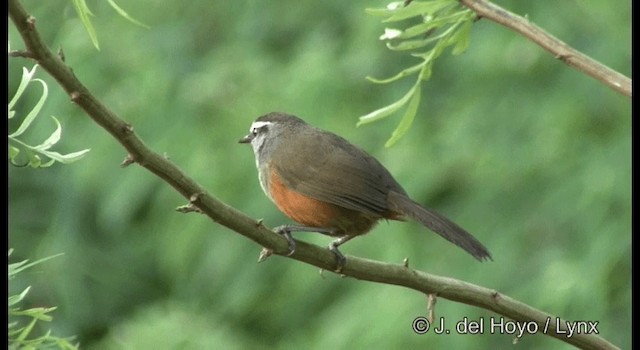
[[8, 1, 618, 349], [459, 0, 631, 97]]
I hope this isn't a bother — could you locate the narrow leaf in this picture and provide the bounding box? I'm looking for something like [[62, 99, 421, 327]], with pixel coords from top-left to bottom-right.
[[9, 253, 64, 277], [365, 1, 405, 16], [72, 0, 100, 50], [385, 84, 421, 147], [9, 78, 48, 138], [358, 82, 419, 125], [366, 61, 424, 84], [451, 20, 472, 55], [8, 287, 31, 307], [386, 36, 441, 51], [8, 65, 39, 112], [32, 116, 62, 151], [37, 149, 91, 164], [107, 0, 150, 28]]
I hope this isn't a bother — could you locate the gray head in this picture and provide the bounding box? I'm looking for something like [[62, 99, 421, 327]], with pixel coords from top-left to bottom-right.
[[238, 112, 308, 158]]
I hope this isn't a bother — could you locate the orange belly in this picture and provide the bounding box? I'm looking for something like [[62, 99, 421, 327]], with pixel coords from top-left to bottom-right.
[[268, 168, 378, 236]]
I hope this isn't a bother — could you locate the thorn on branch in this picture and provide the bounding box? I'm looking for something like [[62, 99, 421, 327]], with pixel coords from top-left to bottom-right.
[[403, 257, 410, 268], [492, 291, 502, 300], [57, 47, 65, 62], [258, 247, 273, 262], [427, 293, 438, 323], [120, 154, 135, 167], [255, 218, 264, 227]]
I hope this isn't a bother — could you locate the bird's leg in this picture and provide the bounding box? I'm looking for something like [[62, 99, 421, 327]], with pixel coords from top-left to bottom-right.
[[273, 225, 353, 272], [329, 235, 355, 273], [273, 225, 334, 256]]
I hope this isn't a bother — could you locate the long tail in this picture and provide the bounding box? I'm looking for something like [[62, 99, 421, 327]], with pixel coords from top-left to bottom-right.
[[388, 191, 492, 261]]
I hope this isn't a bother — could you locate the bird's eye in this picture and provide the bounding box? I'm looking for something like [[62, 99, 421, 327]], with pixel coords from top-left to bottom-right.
[[249, 121, 271, 137], [253, 125, 268, 135]]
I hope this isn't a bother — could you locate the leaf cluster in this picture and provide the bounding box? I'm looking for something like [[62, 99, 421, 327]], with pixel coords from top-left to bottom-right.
[[361, 0, 475, 146]]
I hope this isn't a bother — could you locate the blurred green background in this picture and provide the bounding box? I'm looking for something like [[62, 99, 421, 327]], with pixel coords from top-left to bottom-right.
[[9, 0, 630, 349]]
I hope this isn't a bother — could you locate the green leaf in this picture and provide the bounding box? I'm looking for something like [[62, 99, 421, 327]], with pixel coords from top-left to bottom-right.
[[9, 253, 64, 278], [365, 1, 405, 16], [71, 0, 100, 50], [358, 82, 419, 125], [451, 20, 472, 55], [9, 77, 48, 138], [107, 0, 150, 28], [418, 60, 433, 81], [382, 0, 457, 23], [32, 116, 62, 151], [8, 286, 31, 307], [385, 84, 421, 147], [396, 10, 467, 40], [366, 61, 424, 84], [12, 307, 57, 321], [8, 65, 39, 113], [37, 148, 91, 164], [386, 35, 441, 51]]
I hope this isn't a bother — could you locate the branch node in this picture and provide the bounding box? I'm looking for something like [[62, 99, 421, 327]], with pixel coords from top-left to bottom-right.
[[26, 15, 36, 29], [122, 123, 134, 134], [175, 203, 203, 214], [175, 193, 206, 214], [492, 291, 502, 300], [57, 47, 65, 62], [258, 247, 273, 262], [70, 91, 81, 103], [120, 154, 135, 167], [255, 218, 264, 227], [189, 192, 205, 203]]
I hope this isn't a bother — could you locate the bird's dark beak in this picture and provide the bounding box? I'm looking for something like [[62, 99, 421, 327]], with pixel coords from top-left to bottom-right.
[[238, 133, 253, 144]]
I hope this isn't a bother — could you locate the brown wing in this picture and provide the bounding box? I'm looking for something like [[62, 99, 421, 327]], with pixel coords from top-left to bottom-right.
[[270, 126, 406, 218]]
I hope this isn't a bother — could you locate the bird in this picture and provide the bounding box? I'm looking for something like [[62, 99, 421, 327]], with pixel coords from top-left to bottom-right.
[[239, 112, 491, 270]]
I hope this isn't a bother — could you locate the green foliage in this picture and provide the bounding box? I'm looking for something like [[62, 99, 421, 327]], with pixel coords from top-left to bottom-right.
[[8, 65, 90, 168], [361, 0, 475, 146], [71, 0, 149, 50], [8, 250, 78, 350]]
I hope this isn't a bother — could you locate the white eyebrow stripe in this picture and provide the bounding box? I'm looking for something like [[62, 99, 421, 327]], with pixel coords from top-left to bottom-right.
[[249, 121, 272, 131]]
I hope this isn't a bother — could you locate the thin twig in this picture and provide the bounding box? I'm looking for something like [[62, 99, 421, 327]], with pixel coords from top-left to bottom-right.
[[459, 0, 631, 97]]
